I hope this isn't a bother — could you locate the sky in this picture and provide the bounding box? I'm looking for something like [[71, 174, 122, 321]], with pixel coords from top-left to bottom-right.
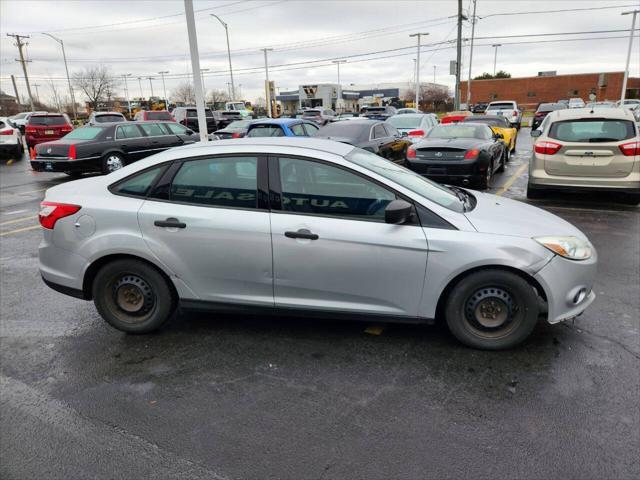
[[1, 0, 639, 106]]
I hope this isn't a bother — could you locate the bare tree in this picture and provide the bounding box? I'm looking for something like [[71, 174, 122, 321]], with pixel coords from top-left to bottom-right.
[[171, 82, 195, 105], [47, 76, 62, 112], [208, 88, 229, 107], [72, 65, 118, 110], [406, 84, 451, 112]]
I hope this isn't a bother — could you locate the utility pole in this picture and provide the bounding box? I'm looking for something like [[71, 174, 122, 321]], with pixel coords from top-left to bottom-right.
[[7, 33, 35, 111], [147, 77, 155, 98], [412, 59, 417, 88], [454, 0, 464, 110], [33, 84, 41, 104], [433, 65, 436, 83], [158, 71, 169, 109], [409, 32, 429, 110], [210, 14, 236, 100], [200, 68, 209, 98], [332, 59, 347, 85], [42, 33, 77, 121], [184, 0, 208, 142], [466, 0, 478, 109], [137, 77, 144, 99], [492, 44, 502, 76], [122, 73, 132, 117], [261, 48, 273, 117], [10, 75, 21, 109], [620, 9, 639, 103]]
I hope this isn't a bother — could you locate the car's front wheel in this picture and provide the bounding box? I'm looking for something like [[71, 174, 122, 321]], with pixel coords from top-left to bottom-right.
[[445, 269, 540, 350], [92, 259, 176, 334]]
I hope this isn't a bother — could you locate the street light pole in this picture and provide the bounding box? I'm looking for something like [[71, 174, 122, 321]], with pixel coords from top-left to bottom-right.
[[147, 77, 155, 98], [620, 9, 640, 103], [158, 71, 169, 109], [137, 77, 144, 99], [454, 0, 466, 110], [33, 84, 41, 104], [184, 0, 208, 142], [433, 65, 436, 83], [492, 44, 502, 76], [210, 14, 236, 100], [466, 0, 478, 108], [122, 73, 132, 117], [42, 33, 77, 121], [332, 60, 346, 85], [261, 48, 273, 117], [409, 32, 429, 110]]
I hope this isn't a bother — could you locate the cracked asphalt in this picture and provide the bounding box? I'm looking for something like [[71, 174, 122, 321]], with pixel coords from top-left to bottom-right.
[[1, 129, 638, 479]]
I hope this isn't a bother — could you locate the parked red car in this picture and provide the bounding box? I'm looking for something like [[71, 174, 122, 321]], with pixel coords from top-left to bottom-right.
[[440, 110, 473, 124], [25, 113, 73, 149], [133, 110, 174, 121]]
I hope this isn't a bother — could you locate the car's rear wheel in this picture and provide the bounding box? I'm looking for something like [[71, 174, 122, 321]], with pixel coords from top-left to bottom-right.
[[510, 137, 516, 153], [477, 161, 493, 190], [101, 153, 125, 174], [498, 150, 507, 171], [445, 269, 540, 350], [92, 259, 176, 334]]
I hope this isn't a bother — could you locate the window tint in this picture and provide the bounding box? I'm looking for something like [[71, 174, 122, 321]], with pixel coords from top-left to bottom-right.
[[116, 124, 142, 139], [278, 157, 395, 221], [384, 124, 399, 136], [164, 123, 188, 135], [304, 123, 319, 135], [140, 123, 166, 137], [64, 127, 104, 140], [28, 115, 66, 126], [247, 125, 285, 137], [95, 114, 124, 123], [290, 123, 307, 136], [113, 165, 166, 197], [146, 111, 173, 120], [549, 119, 635, 142], [170, 156, 258, 208], [372, 124, 386, 139]]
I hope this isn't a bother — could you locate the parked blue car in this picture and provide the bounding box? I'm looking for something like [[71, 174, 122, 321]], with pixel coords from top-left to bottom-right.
[[246, 118, 320, 137]]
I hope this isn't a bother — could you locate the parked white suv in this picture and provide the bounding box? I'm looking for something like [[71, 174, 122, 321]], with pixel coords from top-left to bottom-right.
[[484, 101, 522, 129], [0, 116, 24, 157], [568, 98, 586, 109]]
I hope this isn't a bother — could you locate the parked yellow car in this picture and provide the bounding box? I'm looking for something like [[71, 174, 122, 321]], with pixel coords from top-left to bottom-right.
[[463, 115, 518, 159]]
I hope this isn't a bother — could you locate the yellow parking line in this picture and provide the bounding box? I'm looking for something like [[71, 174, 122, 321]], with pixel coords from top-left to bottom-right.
[[0, 215, 37, 226], [496, 163, 528, 197], [0, 224, 40, 236]]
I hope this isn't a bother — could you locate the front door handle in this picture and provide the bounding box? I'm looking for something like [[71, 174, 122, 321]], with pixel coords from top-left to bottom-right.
[[154, 217, 186, 228], [285, 228, 319, 240]]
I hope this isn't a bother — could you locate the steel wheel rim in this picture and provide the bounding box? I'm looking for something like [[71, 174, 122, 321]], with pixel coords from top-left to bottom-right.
[[106, 155, 124, 172], [463, 286, 520, 338], [110, 274, 155, 322]]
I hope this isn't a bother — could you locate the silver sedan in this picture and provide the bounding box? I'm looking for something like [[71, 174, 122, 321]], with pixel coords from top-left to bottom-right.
[[38, 138, 597, 349]]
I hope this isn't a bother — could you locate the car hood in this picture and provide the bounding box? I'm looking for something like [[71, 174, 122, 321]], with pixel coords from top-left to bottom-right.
[[464, 191, 588, 240], [415, 137, 482, 149]]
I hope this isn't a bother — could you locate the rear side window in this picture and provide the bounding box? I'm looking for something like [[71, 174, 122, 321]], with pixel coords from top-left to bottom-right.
[[116, 124, 142, 139], [164, 123, 188, 135], [28, 115, 66, 126], [549, 119, 635, 142], [290, 123, 307, 136], [247, 125, 284, 137], [170, 156, 258, 208], [0, 121, 6, 129], [372, 124, 386, 139], [112, 165, 167, 197], [140, 123, 166, 137]]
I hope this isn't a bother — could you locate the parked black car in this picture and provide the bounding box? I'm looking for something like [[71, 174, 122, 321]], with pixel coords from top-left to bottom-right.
[[213, 119, 254, 139], [405, 123, 506, 189], [31, 121, 199, 176], [172, 106, 217, 133], [360, 105, 397, 121], [531, 102, 568, 131], [471, 103, 489, 113], [314, 119, 410, 162]]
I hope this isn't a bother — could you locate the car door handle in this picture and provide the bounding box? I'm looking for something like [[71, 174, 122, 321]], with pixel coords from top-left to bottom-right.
[[154, 218, 186, 228], [285, 229, 319, 240]]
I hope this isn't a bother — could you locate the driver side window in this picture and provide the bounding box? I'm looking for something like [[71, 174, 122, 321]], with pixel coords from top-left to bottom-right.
[[277, 157, 396, 221]]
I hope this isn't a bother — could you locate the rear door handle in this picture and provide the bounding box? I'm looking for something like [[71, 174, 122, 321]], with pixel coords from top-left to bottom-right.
[[285, 229, 319, 240], [154, 218, 186, 228]]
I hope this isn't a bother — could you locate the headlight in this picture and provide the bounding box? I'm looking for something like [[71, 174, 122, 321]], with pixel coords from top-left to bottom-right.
[[534, 236, 592, 260]]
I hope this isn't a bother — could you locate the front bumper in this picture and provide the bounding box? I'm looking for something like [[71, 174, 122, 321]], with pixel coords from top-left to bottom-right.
[[534, 251, 597, 324], [31, 156, 101, 173]]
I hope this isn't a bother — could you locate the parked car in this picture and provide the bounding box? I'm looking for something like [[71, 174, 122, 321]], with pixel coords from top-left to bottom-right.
[[0, 117, 24, 157], [528, 108, 639, 204], [336, 112, 359, 120], [462, 115, 517, 159], [585, 102, 617, 110], [557, 99, 569, 107], [301, 108, 336, 125], [360, 105, 398, 121], [396, 108, 421, 115], [314, 119, 409, 162], [25, 113, 73, 149], [616, 99, 640, 110], [212, 110, 243, 129], [471, 103, 488, 114], [31, 121, 199, 176], [440, 110, 473, 124], [484, 101, 522, 129], [38, 137, 597, 350], [531, 103, 568, 131], [87, 111, 127, 125], [133, 110, 175, 121], [246, 118, 320, 137], [10, 111, 48, 133], [386, 113, 438, 142], [405, 123, 507, 189], [568, 98, 586, 109], [172, 107, 217, 133], [213, 119, 254, 139]]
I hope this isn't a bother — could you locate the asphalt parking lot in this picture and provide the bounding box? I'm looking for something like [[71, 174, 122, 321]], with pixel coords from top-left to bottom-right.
[[1, 130, 638, 479]]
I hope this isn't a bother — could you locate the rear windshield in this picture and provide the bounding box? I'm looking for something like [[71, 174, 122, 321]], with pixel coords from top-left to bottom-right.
[[362, 107, 386, 113], [428, 125, 489, 139], [549, 119, 636, 143], [95, 114, 124, 123], [28, 115, 67, 126], [463, 117, 507, 127], [314, 122, 367, 140], [246, 125, 285, 137], [387, 115, 422, 129], [146, 111, 173, 120], [488, 103, 515, 110], [64, 127, 104, 140], [186, 109, 213, 118], [302, 110, 321, 116]]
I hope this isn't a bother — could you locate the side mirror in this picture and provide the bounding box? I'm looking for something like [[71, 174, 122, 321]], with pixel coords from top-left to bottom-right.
[[385, 199, 414, 225], [495, 132, 504, 139], [185, 129, 194, 135], [531, 129, 542, 137]]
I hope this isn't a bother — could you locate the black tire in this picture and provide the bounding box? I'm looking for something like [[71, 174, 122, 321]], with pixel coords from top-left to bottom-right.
[[510, 137, 516, 153], [477, 161, 493, 190], [92, 259, 176, 334], [445, 269, 540, 350], [101, 152, 126, 175], [497, 150, 506, 172], [14, 142, 24, 159], [526, 184, 545, 199]]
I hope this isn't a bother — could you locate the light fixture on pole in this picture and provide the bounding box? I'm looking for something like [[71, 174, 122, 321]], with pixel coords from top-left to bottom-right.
[[210, 14, 236, 100], [409, 32, 429, 110], [122, 73, 132, 117], [620, 9, 640, 103], [332, 59, 347, 85], [158, 71, 169, 109], [492, 44, 502, 76], [261, 48, 273, 117], [42, 32, 77, 121]]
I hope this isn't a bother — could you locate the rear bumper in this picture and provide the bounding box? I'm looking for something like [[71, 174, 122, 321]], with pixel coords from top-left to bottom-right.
[[31, 156, 102, 173], [529, 162, 640, 193], [405, 158, 489, 186], [39, 234, 89, 294]]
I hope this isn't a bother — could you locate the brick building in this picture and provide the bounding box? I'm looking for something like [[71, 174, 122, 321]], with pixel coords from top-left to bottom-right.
[[461, 71, 640, 111]]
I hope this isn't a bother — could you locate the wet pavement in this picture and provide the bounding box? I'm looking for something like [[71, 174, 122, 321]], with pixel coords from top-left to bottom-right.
[[1, 130, 638, 479]]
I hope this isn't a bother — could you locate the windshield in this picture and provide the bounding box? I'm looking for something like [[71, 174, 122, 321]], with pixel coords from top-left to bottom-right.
[[12, 113, 28, 120], [549, 119, 635, 142], [463, 117, 504, 127], [387, 115, 422, 129], [64, 127, 104, 140], [488, 103, 515, 110], [347, 148, 463, 212], [146, 111, 173, 120], [94, 114, 124, 123], [428, 125, 486, 139]]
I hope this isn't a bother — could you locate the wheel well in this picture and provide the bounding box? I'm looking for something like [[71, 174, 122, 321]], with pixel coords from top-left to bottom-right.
[[82, 253, 178, 301], [434, 265, 548, 321]]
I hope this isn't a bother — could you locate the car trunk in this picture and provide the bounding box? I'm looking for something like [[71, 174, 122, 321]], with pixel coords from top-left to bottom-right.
[[414, 147, 466, 160], [35, 139, 82, 158], [544, 142, 635, 178]]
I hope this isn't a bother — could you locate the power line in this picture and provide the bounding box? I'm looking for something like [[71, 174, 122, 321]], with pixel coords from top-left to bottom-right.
[[479, 4, 639, 19]]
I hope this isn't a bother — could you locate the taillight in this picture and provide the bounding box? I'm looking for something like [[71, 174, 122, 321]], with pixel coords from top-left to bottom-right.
[[534, 141, 562, 155], [408, 129, 425, 137], [231, 132, 242, 138], [68, 144, 76, 159], [61, 126, 73, 133], [407, 146, 417, 159], [619, 141, 640, 156], [39, 201, 81, 230], [535, 112, 545, 117], [513, 110, 518, 117], [25, 126, 36, 134], [0, 129, 13, 135], [464, 148, 480, 160]]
